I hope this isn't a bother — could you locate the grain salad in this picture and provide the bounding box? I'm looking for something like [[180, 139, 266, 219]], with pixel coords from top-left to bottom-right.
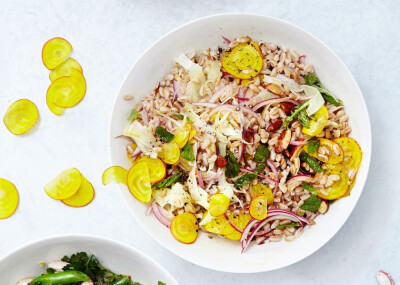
[[121, 35, 363, 252]]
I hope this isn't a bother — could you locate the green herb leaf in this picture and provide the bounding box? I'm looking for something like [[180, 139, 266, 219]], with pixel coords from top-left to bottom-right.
[[46, 268, 56, 274], [281, 102, 309, 129], [153, 173, 183, 189], [307, 138, 320, 153], [234, 173, 257, 188], [186, 116, 193, 123], [302, 182, 319, 195], [127, 109, 139, 121], [254, 144, 270, 163], [158, 282, 167, 285], [300, 153, 324, 172], [181, 142, 195, 161], [296, 109, 310, 128], [254, 162, 267, 174], [304, 73, 323, 88], [225, 151, 240, 178], [173, 114, 184, 120], [304, 73, 342, 106], [155, 126, 174, 142], [275, 222, 300, 229], [300, 195, 322, 212]]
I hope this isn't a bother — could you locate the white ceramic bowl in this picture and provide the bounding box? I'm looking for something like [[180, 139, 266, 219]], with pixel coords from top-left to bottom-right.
[[109, 13, 371, 273], [0, 235, 178, 285]]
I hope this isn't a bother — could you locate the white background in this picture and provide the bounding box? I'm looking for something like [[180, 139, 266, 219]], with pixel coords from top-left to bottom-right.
[[0, 1, 399, 284]]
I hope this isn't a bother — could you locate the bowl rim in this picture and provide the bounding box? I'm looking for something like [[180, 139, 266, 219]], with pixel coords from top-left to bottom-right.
[[0, 233, 178, 283], [108, 12, 372, 273]]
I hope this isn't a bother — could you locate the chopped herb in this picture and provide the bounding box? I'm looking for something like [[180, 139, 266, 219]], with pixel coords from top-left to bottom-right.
[[186, 116, 193, 123], [46, 268, 56, 274], [304, 73, 342, 106], [307, 138, 320, 153], [181, 142, 195, 161], [300, 153, 324, 172], [296, 108, 310, 128], [174, 114, 184, 120], [281, 102, 309, 129], [275, 222, 300, 229], [127, 109, 139, 121], [234, 173, 257, 188], [225, 151, 240, 178], [254, 162, 267, 174], [153, 173, 183, 189], [254, 144, 270, 163], [302, 182, 319, 195], [155, 126, 174, 142], [158, 282, 167, 285], [304, 73, 323, 88], [300, 195, 322, 212]]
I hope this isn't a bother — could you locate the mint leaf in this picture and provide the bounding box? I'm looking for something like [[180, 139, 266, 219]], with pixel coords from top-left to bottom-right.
[[174, 114, 184, 120], [307, 138, 320, 153], [300, 153, 324, 172], [304, 73, 322, 88], [254, 145, 270, 163], [234, 173, 257, 188], [302, 182, 319, 195], [153, 173, 183, 189], [304, 73, 342, 106], [225, 151, 240, 178], [275, 222, 300, 229], [181, 142, 195, 161], [300, 195, 321, 212], [127, 109, 139, 121], [155, 126, 174, 142], [254, 162, 267, 174], [296, 108, 310, 128]]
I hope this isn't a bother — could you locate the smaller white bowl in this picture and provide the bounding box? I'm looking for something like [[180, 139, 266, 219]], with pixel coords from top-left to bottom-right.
[[0, 234, 178, 285]]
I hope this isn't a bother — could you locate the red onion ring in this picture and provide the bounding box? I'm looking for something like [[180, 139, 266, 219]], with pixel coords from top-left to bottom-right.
[[267, 159, 279, 194], [151, 203, 171, 228], [196, 168, 205, 189]]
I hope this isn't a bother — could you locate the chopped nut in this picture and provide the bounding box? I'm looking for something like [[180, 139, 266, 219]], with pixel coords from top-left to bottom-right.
[[275, 129, 291, 153]]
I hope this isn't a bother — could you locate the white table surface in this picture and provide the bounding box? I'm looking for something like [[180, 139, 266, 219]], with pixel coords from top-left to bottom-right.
[[0, 1, 399, 284]]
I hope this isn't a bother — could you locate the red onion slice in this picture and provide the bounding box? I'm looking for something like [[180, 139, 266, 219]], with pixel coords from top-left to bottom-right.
[[141, 109, 149, 124], [151, 203, 171, 228], [172, 80, 181, 102], [376, 270, 394, 285], [202, 170, 224, 181], [196, 168, 206, 190], [222, 36, 231, 44], [252, 98, 299, 112], [267, 159, 279, 194]]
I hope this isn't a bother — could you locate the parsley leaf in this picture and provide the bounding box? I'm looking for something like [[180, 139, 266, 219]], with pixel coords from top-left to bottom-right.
[[234, 173, 257, 188], [153, 173, 183, 189], [155, 126, 174, 142], [127, 109, 139, 121], [300, 195, 322, 212], [181, 142, 195, 161], [302, 182, 319, 195], [254, 144, 270, 163], [225, 151, 240, 178], [281, 102, 309, 129], [307, 138, 320, 153], [173, 114, 184, 120], [275, 222, 300, 229]]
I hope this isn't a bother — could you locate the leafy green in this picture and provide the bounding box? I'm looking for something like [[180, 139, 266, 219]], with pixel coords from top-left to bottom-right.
[[225, 151, 240, 178], [254, 162, 267, 174], [158, 282, 167, 285], [234, 173, 257, 188], [275, 222, 300, 229], [181, 142, 195, 161], [296, 108, 310, 128], [127, 109, 139, 121], [186, 116, 193, 123], [281, 102, 309, 129], [302, 182, 319, 195], [155, 126, 174, 142], [304, 73, 342, 106], [304, 73, 323, 88], [46, 268, 56, 274], [300, 195, 322, 212], [153, 173, 183, 189], [300, 153, 324, 172], [307, 138, 320, 153], [173, 114, 184, 120], [254, 144, 270, 163]]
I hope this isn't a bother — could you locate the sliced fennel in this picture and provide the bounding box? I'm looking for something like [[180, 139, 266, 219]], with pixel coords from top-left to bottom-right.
[[301, 85, 325, 116], [123, 121, 158, 158], [175, 54, 205, 102]]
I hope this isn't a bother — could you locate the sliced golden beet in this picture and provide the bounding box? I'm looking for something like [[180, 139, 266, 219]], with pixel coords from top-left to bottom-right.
[[222, 42, 263, 79], [62, 175, 94, 207], [134, 157, 166, 184], [171, 212, 199, 244], [188, 129, 197, 141], [225, 230, 242, 241], [306, 138, 344, 164], [127, 161, 152, 202], [42, 37, 72, 70], [209, 194, 230, 217], [44, 168, 82, 200], [203, 212, 235, 236], [102, 166, 128, 186], [172, 124, 192, 148], [48, 70, 86, 108], [227, 210, 252, 231], [158, 142, 180, 165], [302, 106, 329, 136], [251, 183, 274, 204], [0, 178, 19, 219], [49, 58, 83, 82], [3, 99, 39, 135], [249, 195, 268, 220], [318, 164, 349, 200], [46, 89, 65, 115]]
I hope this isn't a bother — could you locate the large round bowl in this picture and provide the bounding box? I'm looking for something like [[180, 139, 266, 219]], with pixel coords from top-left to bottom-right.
[[109, 13, 371, 273], [0, 235, 178, 285]]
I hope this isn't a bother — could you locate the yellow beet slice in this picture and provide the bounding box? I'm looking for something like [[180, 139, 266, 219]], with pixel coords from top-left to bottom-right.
[[44, 168, 82, 200], [158, 142, 180, 165], [188, 129, 197, 141], [318, 164, 349, 200], [225, 230, 242, 241], [46, 89, 65, 115], [48, 70, 86, 108], [302, 106, 329, 136], [171, 212, 199, 244], [172, 124, 192, 148], [251, 183, 274, 204], [102, 166, 128, 186], [0, 178, 19, 219], [249, 195, 268, 220], [222, 42, 263, 79], [62, 176, 94, 207], [202, 212, 235, 236], [127, 161, 152, 202], [134, 157, 166, 183], [42, 37, 72, 70], [49, 58, 83, 82], [3, 99, 39, 135], [306, 138, 344, 164], [227, 211, 252, 231], [209, 194, 230, 217]]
